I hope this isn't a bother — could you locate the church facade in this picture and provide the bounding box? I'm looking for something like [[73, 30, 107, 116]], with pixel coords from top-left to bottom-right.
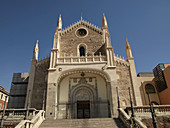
[[10, 14, 143, 119]]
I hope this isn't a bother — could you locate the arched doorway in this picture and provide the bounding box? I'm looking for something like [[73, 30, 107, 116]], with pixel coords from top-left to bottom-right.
[[71, 86, 95, 118], [57, 71, 111, 119]]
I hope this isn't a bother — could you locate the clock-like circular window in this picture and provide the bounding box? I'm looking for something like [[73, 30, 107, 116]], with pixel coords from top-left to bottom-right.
[[76, 28, 87, 37]]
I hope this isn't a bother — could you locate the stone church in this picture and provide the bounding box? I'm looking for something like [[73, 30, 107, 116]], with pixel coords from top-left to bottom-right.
[[9, 14, 143, 119]]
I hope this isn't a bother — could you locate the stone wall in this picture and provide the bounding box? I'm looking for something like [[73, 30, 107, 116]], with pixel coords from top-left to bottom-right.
[[60, 24, 104, 57], [142, 116, 170, 128], [116, 63, 131, 108], [30, 58, 50, 110]]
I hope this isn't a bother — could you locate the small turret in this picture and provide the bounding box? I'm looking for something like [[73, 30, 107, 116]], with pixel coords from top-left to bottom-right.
[[125, 38, 142, 105], [26, 40, 39, 108], [33, 40, 39, 61], [102, 13, 108, 30], [126, 38, 133, 59], [56, 14, 62, 31]]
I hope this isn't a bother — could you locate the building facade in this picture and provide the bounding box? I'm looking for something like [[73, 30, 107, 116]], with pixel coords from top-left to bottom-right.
[[0, 86, 9, 109], [7, 73, 29, 109], [153, 64, 170, 104], [137, 63, 170, 106], [137, 72, 160, 105], [9, 14, 143, 119]]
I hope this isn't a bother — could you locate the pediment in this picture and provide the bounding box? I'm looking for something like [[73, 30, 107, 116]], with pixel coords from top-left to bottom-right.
[[60, 20, 103, 37], [59, 20, 105, 57]]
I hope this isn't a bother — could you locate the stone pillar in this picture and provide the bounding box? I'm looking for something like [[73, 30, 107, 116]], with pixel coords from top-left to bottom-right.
[[46, 70, 58, 119], [109, 81, 118, 117], [25, 60, 36, 108], [105, 68, 118, 117], [106, 47, 114, 68], [50, 49, 58, 69], [128, 58, 142, 106], [126, 38, 142, 106]]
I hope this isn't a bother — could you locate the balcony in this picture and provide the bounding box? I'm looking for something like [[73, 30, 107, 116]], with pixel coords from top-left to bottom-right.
[[56, 55, 107, 64]]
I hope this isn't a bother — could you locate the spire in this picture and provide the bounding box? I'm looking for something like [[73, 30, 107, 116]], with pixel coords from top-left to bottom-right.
[[102, 13, 108, 29], [33, 40, 39, 61], [126, 38, 133, 59], [126, 38, 131, 49], [57, 14, 62, 31]]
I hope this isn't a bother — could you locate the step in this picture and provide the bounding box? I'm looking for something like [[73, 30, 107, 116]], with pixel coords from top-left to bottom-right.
[[39, 118, 125, 128]]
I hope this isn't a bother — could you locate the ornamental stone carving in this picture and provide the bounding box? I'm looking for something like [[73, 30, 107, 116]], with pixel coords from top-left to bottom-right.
[[76, 90, 90, 100]]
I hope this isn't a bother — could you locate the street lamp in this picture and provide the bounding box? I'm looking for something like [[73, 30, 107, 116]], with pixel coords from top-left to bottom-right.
[[128, 87, 135, 118], [147, 92, 158, 128], [128, 87, 136, 128]]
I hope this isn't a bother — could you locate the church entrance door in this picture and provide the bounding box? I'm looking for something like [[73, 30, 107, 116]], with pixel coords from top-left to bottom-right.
[[77, 101, 90, 118]]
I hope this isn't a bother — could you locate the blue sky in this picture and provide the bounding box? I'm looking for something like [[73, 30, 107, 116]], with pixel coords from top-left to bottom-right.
[[0, 0, 170, 91]]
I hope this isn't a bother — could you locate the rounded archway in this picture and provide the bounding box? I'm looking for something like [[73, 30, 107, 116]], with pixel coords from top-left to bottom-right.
[[71, 85, 96, 118], [56, 70, 111, 119], [145, 84, 156, 94], [77, 43, 87, 56], [57, 68, 111, 85]]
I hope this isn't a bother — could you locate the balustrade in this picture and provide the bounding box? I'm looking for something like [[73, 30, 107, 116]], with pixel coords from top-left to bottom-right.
[[118, 108, 147, 128], [57, 55, 106, 64], [15, 110, 45, 128], [126, 105, 170, 116], [0, 108, 38, 119]]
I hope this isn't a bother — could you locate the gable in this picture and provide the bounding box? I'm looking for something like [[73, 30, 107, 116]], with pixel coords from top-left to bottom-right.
[[59, 20, 105, 57]]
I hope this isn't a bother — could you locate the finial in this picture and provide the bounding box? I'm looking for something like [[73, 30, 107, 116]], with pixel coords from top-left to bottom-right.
[[126, 37, 131, 49], [126, 37, 128, 42], [126, 38, 133, 59], [34, 40, 39, 50], [102, 13, 108, 29], [33, 40, 39, 61], [57, 14, 62, 31], [36, 40, 38, 45]]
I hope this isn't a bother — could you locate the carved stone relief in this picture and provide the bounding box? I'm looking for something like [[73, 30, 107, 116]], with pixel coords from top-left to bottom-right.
[[76, 89, 90, 101]]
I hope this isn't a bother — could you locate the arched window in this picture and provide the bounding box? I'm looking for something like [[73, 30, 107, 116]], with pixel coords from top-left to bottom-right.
[[79, 46, 85, 56], [145, 84, 156, 94]]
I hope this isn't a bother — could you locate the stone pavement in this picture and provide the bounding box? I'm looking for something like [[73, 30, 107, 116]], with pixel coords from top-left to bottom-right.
[[39, 118, 125, 128]]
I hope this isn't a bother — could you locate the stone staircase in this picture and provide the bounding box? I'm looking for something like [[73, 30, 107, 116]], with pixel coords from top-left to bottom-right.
[[39, 118, 125, 128]]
